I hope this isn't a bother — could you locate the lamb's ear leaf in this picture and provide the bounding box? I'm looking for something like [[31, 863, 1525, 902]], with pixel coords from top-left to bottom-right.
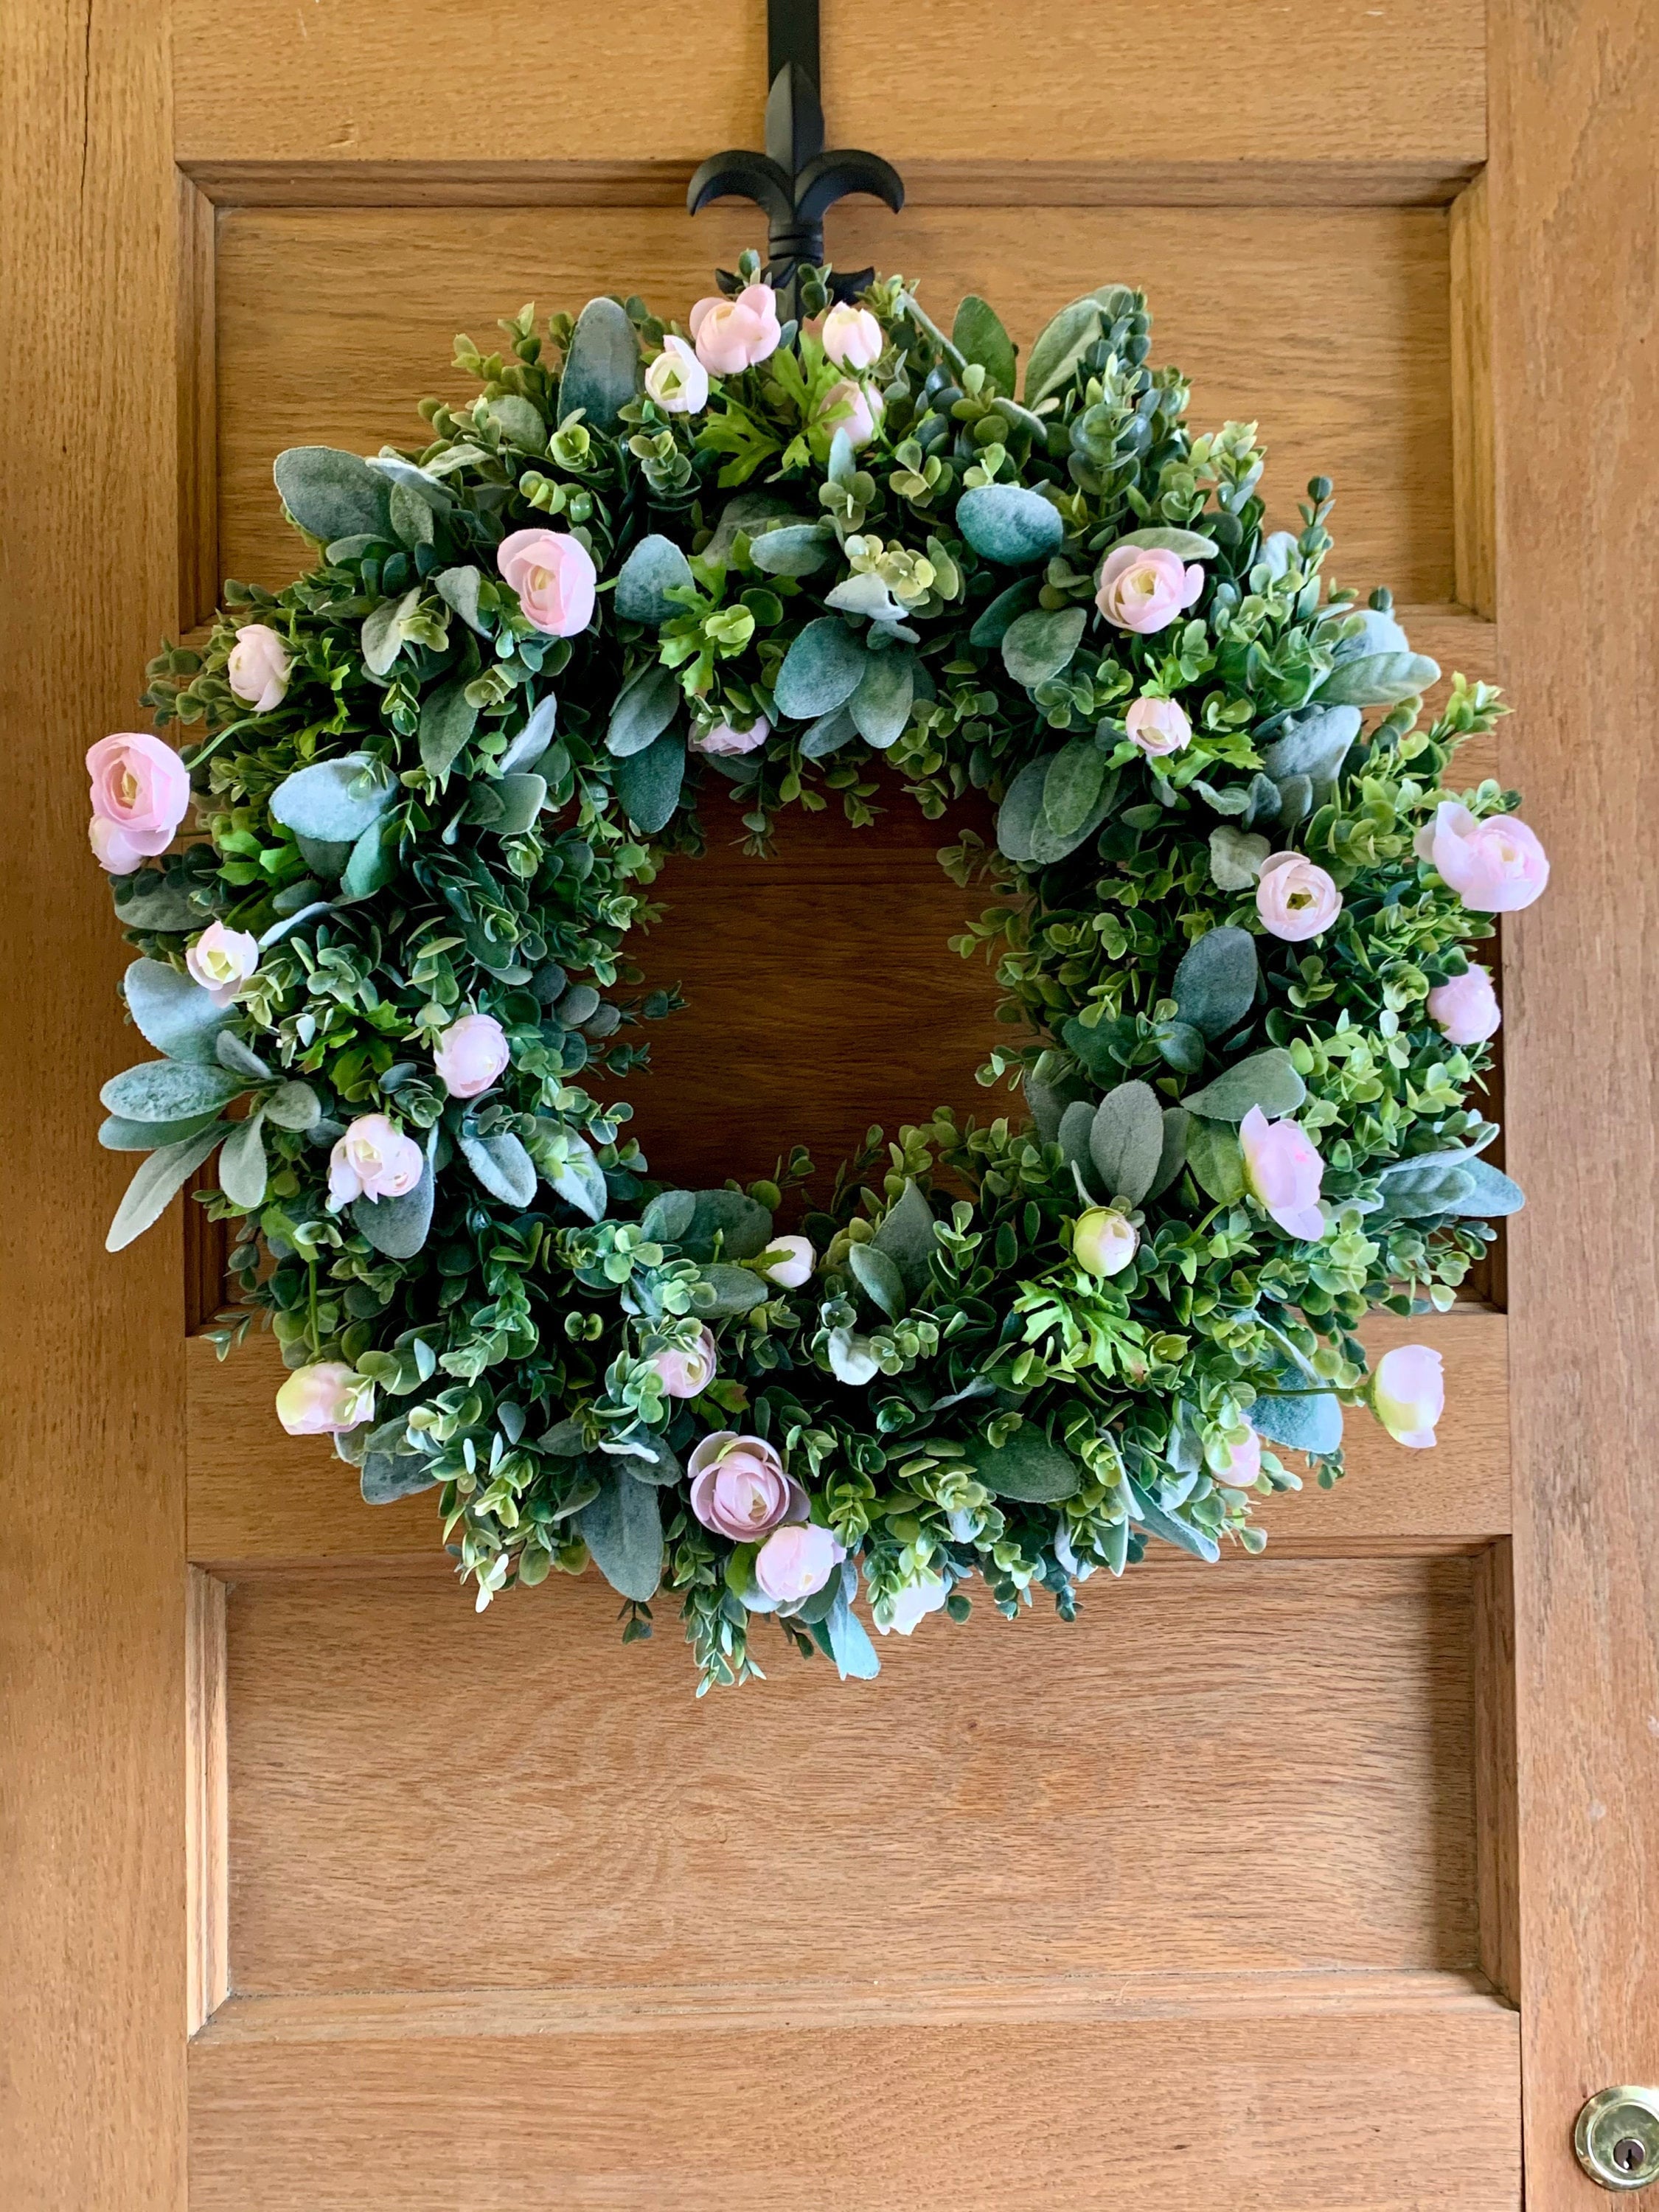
[[105, 1126, 223, 1252], [615, 535, 695, 625], [361, 1454, 442, 1504], [100, 1060, 247, 1121], [457, 1128, 538, 1209], [1004, 603, 1087, 689], [273, 445, 392, 543], [217, 1111, 269, 1210], [271, 752, 397, 841], [122, 958, 232, 1065], [1184, 1116, 1245, 1204], [1172, 927, 1259, 1039], [418, 681, 480, 778], [1316, 650, 1440, 708], [575, 1467, 663, 1601], [1089, 1080, 1164, 1206], [848, 649, 915, 749], [610, 728, 684, 834], [1121, 1480, 1221, 1562], [1248, 1389, 1345, 1455], [955, 483, 1065, 566], [969, 576, 1042, 647], [1022, 296, 1105, 408], [773, 616, 869, 720], [810, 1589, 880, 1680], [848, 1242, 908, 1320], [640, 1189, 697, 1243], [498, 693, 557, 775], [606, 661, 681, 757], [558, 296, 639, 431], [870, 1179, 939, 1293], [434, 563, 488, 635], [112, 873, 204, 934], [100, 1108, 224, 1152], [964, 1427, 1083, 1503], [352, 1150, 434, 1259], [1183, 1047, 1306, 1122], [952, 293, 1018, 394], [1149, 1107, 1192, 1200], [745, 522, 835, 577], [699, 1263, 771, 1315]]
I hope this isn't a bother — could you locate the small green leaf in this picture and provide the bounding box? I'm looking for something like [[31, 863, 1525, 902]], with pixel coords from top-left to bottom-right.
[[952, 293, 1018, 394], [1183, 1047, 1306, 1121]]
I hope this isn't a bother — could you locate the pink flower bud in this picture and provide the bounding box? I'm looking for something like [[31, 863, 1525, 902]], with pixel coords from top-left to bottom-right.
[[1125, 694, 1192, 756], [496, 527, 597, 638], [817, 377, 883, 451], [651, 1325, 717, 1399], [1239, 1106, 1325, 1240], [1371, 1343, 1444, 1449], [434, 1012, 510, 1099], [1209, 1425, 1262, 1487], [1095, 543, 1204, 634], [687, 1430, 809, 1542], [185, 921, 260, 1006], [1427, 964, 1501, 1046], [274, 1360, 375, 1436], [226, 623, 292, 714], [327, 1114, 425, 1208], [1255, 851, 1343, 942], [692, 713, 770, 757], [820, 303, 883, 370], [86, 733, 192, 872], [644, 333, 708, 415], [874, 1571, 949, 1636], [754, 1522, 845, 1604], [688, 284, 782, 375], [1074, 1207, 1138, 1276], [757, 1234, 814, 1288], [1414, 801, 1548, 913]]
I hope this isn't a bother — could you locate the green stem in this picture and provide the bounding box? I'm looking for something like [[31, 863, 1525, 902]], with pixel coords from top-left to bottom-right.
[[307, 1258, 320, 1357], [897, 292, 967, 377], [181, 715, 258, 771]]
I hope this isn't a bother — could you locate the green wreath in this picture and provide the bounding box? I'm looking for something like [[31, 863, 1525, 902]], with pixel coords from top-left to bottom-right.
[[90, 254, 1549, 1688]]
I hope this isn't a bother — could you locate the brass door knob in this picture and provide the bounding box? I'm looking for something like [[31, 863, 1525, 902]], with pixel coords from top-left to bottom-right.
[[1577, 2090, 1659, 2191]]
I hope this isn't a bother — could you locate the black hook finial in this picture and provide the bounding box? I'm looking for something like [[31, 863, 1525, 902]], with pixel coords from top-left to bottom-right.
[[687, 0, 905, 313]]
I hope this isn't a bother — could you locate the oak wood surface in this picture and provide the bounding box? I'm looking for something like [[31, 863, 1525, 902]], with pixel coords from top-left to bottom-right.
[[187, 2003, 1518, 2211], [1489, 0, 1659, 2199], [174, 0, 1486, 176], [0, 2, 187, 2207], [186, 1309, 1510, 1568], [186, 1571, 229, 2037]]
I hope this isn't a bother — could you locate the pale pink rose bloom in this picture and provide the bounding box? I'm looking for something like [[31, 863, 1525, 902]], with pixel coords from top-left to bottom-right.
[[1074, 1206, 1138, 1276], [692, 713, 771, 758], [651, 1325, 717, 1399], [434, 1012, 510, 1099], [274, 1361, 375, 1436], [496, 526, 597, 637], [86, 732, 191, 871], [1125, 695, 1192, 757], [754, 1522, 846, 1604], [817, 377, 883, 451], [688, 284, 782, 375], [821, 302, 883, 371], [1427, 964, 1501, 1046], [644, 333, 709, 415], [226, 623, 292, 714], [1210, 1425, 1262, 1488], [1371, 1343, 1444, 1449], [1256, 850, 1343, 942], [1239, 1105, 1326, 1240], [687, 1430, 809, 1541], [328, 1113, 425, 1208], [1414, 801, 1549, 913], [185, 920, 260, 1006], [757, 1233, 815, 1288], [875, 1571, 949, 1637], [1095, 543, 1205, 633]]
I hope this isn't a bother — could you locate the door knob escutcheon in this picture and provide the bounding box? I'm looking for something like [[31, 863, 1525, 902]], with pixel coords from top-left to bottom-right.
[[1577, 2090, 1659, 2191]]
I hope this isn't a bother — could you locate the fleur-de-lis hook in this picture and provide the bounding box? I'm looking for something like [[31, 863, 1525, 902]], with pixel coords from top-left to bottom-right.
[[687, 0, 905, 314]]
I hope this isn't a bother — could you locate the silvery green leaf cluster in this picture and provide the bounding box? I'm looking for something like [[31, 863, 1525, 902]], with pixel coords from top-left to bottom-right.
[[106, 260, 1520, 1690]]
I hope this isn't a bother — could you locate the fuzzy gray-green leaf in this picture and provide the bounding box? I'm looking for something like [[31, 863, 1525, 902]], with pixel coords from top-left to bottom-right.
[[615, 535, 694, 625], [1090, 1080, 1164, 1206], [954, 483, 1065, 567], [773, 617, 869, 720], [1183, 1047, 1307, 1121], [964, 1426, 1082, 1503], [273, 445, 392, 544], [952, 293, 1018, 394], [270, 752, 397, 843], [105, 1126, 224, 1252], [1172, 928, 1260, 1040], [611, 728, 684, 834], [577, 1467, 663, 1601], [1002, 605, 1087, 689], [607, 661, 680, 757], [122, 958, 231, 1065], [558, 296, 639, 432], [849, 650, 915, 749]]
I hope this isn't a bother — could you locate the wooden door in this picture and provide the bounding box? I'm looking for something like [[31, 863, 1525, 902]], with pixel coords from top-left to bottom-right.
[[5, 2, 1657, 2205]]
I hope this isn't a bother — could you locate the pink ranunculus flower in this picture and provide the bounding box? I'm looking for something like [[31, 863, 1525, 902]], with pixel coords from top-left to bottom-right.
[[225, 623, 292, 714], [688, 283, 782, 375], [821, 302, 883, 370], [327, 1114, 425, 1208], [1427, 964, 1501, 1046], [434, 1012, 510, 1099], [875, 1571, 949, 1637], [1073, 1207, 1138, 1276], [1256, 849, 1343, 942], [86, 732, 192, 872], [644, 333, 709, 416], [1125, 694, 1192, 757], [754, 1522, 846, 1605], [1239, 1105, 1326, 1241], [1371, 1343, 1445, 1449], [274, 1360, 375, 1436], [1095, 543, 1205, 634], [651, 1325, 717, 1399], [757, 1234, 814, 1288], [1414, 801, 1549, 914], [185, 920, 260, 1006], [817, 377, 883, 451], [496, 526, 597, 638], [692, 713, 771, 758], [687, 1430, 808, 1542], [1210, 1425, 1262, 1488]]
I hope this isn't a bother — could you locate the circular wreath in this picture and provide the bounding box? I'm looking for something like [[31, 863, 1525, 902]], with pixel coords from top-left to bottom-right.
[[91, 254, 1549, 1688]]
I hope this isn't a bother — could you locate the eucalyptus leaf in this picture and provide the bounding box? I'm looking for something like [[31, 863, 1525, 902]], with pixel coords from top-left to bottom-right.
[[773, 617, 869, 720], [419, 681, 480, 778], [954, 483, 1065, 566], [1172, 928, 1259, 1040], [849, 649, 915, 749], [100, 1060, 246, 1122], [558, 296, 639, 432], [607, 661, 681, 757], [745, 522, 835, 577], [952, 293, 1018, 394], [1183, 1047, 1306, 1121], [964, 1426, 1082, 1503], [122, 959, 230, 1065], [616, 534, 695, 625], [1002, 605, 1087, 689], [218, 1112, 268, 1208], [269, 752, 397, 844], [871, 1178, 939, 1294], [1090, 1081, 1164, 1206], [459, 1127, 538, 1208], [611, 728, 684, 834], [576, 1467, 663, 1601], [273, 445, 392, 544], [848, 1242, 908, 1319], [352, 1152, 434, 1259], [105, 1126, 223, 1253]]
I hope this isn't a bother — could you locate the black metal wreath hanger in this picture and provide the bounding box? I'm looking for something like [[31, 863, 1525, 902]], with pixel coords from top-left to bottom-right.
[[687, 0, 905, 313]]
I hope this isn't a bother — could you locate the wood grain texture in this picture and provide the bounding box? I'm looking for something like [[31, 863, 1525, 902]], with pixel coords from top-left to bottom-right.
[[1475, 1540, 1520, 2005], [187, 2001, 1518, 2210], [174, 0, 1486, 175], [0, 2, 187, 2208], [186, 1569, 229, 2036], [222, 1559, 1478, 1994], [187, 1308, 1509, 1568], [1450, 174, 1497, 622], [212, 202, 1457, 606], [1489, 0, 1659, 2199]]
